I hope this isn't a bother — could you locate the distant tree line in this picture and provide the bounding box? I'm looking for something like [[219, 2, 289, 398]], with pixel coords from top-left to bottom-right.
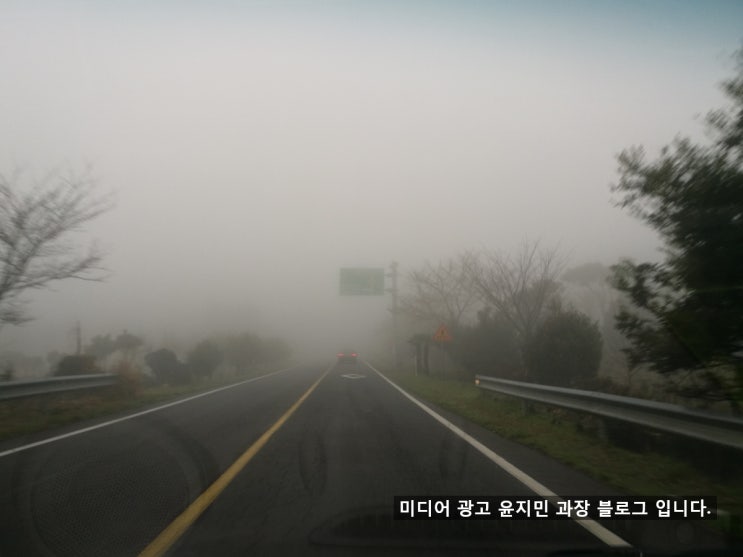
[[48, 329, 291, 388], [400, 242, 603, 389], [144, 333, 291, 386], [52, 330, 145, 377]]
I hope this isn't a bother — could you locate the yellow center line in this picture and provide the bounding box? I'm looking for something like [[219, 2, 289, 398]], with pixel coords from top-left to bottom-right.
[[138, 366, 332, 557]]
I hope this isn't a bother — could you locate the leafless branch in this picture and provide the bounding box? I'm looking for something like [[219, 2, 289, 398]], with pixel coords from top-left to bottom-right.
[[0, 167, 113, 327], [466, 240, 564, 345], [398, 252, 480, 330]]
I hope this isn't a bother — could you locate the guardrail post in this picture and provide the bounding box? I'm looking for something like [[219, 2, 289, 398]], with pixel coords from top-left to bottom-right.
[[596, 416, 608, 443]]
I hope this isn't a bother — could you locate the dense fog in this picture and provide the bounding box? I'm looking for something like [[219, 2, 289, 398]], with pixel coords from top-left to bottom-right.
[[1, 0, 741, 371]]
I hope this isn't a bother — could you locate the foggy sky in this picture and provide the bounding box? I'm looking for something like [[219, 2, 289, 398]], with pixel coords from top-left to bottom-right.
[[1, 0, 742, 361]]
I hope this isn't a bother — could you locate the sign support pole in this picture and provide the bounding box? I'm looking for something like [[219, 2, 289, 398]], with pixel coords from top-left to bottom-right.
[[387, 261, 399, 369]]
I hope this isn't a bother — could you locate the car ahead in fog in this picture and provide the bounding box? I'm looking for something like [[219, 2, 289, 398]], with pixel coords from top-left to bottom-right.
[[336, 350, 358, 365]]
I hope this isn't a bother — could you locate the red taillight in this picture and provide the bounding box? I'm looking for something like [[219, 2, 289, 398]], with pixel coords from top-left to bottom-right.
[[337, 353, 344, 357], [351, 353, 357, 357]]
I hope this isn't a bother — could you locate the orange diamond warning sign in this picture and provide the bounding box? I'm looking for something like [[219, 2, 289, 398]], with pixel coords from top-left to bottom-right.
[[433, 324, 452, 342]]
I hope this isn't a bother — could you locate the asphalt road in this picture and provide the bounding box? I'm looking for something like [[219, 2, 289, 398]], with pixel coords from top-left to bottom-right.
[[0, 362, 729, 557]]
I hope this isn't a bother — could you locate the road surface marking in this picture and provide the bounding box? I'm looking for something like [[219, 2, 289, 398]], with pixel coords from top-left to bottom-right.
[[366, 362, 633, 549], [0, 367, 296, 459], [340, 373, 366, 379], [138, 365, 331, 557]]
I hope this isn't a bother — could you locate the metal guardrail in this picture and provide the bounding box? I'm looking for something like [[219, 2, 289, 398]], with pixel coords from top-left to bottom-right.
[[475, 375, 743, 451], [0, 374, 117, 401]]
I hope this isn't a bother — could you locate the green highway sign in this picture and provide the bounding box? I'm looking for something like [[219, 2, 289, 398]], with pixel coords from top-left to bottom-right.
[[339, 268, 385, 296]]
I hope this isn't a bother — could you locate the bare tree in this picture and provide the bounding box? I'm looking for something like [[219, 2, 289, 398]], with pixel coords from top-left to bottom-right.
[[0, 168, 112, 327], [466, 241, 564, 357], [399, 252, 480, 332]]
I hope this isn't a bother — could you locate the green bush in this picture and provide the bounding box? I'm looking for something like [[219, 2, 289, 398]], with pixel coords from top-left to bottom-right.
[[525, 309, 603, 387], [112, 360, 143, 397], [452, 308, 523, 379], [145, 349, 191, 385], [187, 340, 223, 380], [54, 354, 100, 376]]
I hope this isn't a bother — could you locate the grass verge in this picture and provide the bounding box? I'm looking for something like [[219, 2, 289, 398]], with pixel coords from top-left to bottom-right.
[[382, 369, 743, 539]]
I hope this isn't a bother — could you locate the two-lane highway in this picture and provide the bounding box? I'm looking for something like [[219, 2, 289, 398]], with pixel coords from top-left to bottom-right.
[[164, 361, 620, 556], [0, 361, 725, 556]]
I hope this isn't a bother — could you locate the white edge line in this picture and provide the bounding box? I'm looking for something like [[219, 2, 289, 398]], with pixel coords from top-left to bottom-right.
[[365, 362, 632, 549], [0, 366, 296, 459]]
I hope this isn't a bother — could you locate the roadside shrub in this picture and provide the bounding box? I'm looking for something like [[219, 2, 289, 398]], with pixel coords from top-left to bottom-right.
[[54, 354, 100, 376], [145, 349, 192, 385], [452, 307, 523, 379], [524, 309, 602, 387], [187, 340, 223, 380], [112, 360, 143, 398]]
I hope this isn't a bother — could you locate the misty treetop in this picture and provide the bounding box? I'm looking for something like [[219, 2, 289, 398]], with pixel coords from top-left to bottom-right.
[[86, 331, 144, 363]]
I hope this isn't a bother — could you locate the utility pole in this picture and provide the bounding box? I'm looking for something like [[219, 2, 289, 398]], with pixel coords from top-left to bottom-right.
[[387, 261, 399, 369], [75, 321, 82, 355]]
